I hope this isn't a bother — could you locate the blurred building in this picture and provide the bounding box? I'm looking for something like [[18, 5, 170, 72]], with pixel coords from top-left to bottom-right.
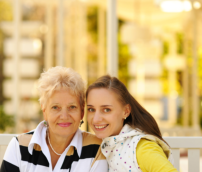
[[0, 0, 202, 135]]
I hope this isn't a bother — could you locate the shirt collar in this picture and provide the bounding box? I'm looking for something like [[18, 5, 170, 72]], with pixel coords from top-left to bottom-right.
[[28, 120, 83, 157], [68, 128, 82, 157], [101, 124, 144, 149], [28, 121, 45, 155]]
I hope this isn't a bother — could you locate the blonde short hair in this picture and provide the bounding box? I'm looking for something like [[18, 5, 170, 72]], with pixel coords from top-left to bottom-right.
[[38, 66, 86, 110]]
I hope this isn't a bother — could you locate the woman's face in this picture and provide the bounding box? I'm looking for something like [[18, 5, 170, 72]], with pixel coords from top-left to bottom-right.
[[87, 88, 130, 139], [43, 88, 83, 140]]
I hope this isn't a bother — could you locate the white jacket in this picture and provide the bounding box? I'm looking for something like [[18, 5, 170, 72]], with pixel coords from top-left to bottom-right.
[[101, 124, 174, 172]]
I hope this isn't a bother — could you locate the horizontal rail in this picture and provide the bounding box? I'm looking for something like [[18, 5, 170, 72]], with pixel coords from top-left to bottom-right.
[[0, 135, 202, 148], [0, 134, 17, 146], [164, 137, 202, 148]]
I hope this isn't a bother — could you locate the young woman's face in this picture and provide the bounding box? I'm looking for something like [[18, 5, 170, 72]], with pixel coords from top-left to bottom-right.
[[87, 88, 130, 139], [43, 88, 83, 140]]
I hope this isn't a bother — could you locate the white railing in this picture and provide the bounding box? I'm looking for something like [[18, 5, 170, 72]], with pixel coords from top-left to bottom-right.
[[0, 134, 17, 166], [0, 135, 202, 171], [161, 127, 201, 136], [164, 137, 202, 172]]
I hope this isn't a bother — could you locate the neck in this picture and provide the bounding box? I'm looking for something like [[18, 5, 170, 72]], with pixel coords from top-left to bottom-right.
[[46, 129, 74, 155]]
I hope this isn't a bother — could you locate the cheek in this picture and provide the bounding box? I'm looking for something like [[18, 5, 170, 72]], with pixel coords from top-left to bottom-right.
[[113, 113, 124, 123], [45, 113, 52, 122], [87, 113, 94, 123], [72, 112, 82, 123]]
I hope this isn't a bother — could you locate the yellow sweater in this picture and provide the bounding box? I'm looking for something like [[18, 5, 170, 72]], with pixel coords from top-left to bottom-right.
[[136, 139, 178, 172]]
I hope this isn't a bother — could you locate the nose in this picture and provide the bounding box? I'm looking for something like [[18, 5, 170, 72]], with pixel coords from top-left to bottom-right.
[[92, 111, 102, 123], [60, 109, 69, 119]]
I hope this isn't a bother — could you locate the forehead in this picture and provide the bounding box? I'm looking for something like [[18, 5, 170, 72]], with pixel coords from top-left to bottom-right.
[[48, 88, 79, 104], [87, 88, 120, 104]]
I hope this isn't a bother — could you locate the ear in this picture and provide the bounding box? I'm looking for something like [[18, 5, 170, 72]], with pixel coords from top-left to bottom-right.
[[42, 107, 47, 121], [123, 104, 131, 119]]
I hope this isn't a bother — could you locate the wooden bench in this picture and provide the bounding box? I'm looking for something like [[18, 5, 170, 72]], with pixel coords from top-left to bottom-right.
[[0, 134, 202, 171]]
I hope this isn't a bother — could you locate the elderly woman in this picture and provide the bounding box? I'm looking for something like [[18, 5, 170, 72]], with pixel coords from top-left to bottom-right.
[[0, 66, 108, 172]]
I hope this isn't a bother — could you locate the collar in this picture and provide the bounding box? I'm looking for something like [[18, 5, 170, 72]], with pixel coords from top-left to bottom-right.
[[101, 124, 144, 149], [69, 127, 82, 157], [28, 120, 83, 157]]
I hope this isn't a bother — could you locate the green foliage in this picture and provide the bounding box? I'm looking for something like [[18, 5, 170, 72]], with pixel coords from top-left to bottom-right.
[[86, 7, 99, 85], [0, 105, 14, 132], [87, 7, 98, 43], [176, 32, 183, 54], [160, 70, 169, 95], [86, 7, 132, 87], [198, 47, 202, 96], [118, 33, 132, 87], [162, 41, 169, 56], [118, 20, 132, 87], [0, 1, 13, 131], [161, 33, 185, 125], [161, 33, 184, 96], [160, 41, 169, 95], [198, 47, 202, 129]]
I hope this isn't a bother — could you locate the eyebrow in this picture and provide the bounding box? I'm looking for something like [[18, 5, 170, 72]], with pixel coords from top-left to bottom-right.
[[87, 105, 113, 107], [51, 102, 77, 105]]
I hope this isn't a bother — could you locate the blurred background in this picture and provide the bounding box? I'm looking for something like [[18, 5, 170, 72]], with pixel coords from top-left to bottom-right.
[[0, 0, 202, 139], [1, 0, 202, 170]]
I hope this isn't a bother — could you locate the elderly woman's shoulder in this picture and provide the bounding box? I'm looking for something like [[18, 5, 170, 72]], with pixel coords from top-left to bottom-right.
[[82, 131, 102, 146], [15, 130, 34, 146]]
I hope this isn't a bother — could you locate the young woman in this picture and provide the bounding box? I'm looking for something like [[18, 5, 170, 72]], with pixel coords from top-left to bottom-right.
[[86, 75, 178, 172]]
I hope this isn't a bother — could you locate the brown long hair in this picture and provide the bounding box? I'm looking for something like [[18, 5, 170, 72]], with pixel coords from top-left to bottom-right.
[[86, 75, 167, 144]]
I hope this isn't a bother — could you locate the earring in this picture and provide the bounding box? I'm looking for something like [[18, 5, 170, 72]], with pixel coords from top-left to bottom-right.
[[44, 121, 48, 127], [124, 117, 126, 120], [80, 120, 84, 127]]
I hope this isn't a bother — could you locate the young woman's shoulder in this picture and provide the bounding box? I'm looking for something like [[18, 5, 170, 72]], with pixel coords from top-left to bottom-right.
[[136, 139, 178, 172], [82, 131, 102, 146]]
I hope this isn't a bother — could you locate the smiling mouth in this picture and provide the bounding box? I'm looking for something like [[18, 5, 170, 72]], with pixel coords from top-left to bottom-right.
[[58, 123, 71, 127], [94, 125, 108, 129]]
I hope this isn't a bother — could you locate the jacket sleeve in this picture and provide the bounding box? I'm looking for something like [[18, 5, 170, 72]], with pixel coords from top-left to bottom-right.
[[0, 137, 21, 172], [136, 139, 178, 172]]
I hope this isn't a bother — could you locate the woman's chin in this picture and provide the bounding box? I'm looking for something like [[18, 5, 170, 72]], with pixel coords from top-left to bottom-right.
[[94, 132, 110, 139]]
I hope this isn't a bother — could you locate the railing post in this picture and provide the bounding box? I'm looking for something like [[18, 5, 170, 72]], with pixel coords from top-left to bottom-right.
[[172, 148, 180, 171], [188, 149, 200, 172]]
